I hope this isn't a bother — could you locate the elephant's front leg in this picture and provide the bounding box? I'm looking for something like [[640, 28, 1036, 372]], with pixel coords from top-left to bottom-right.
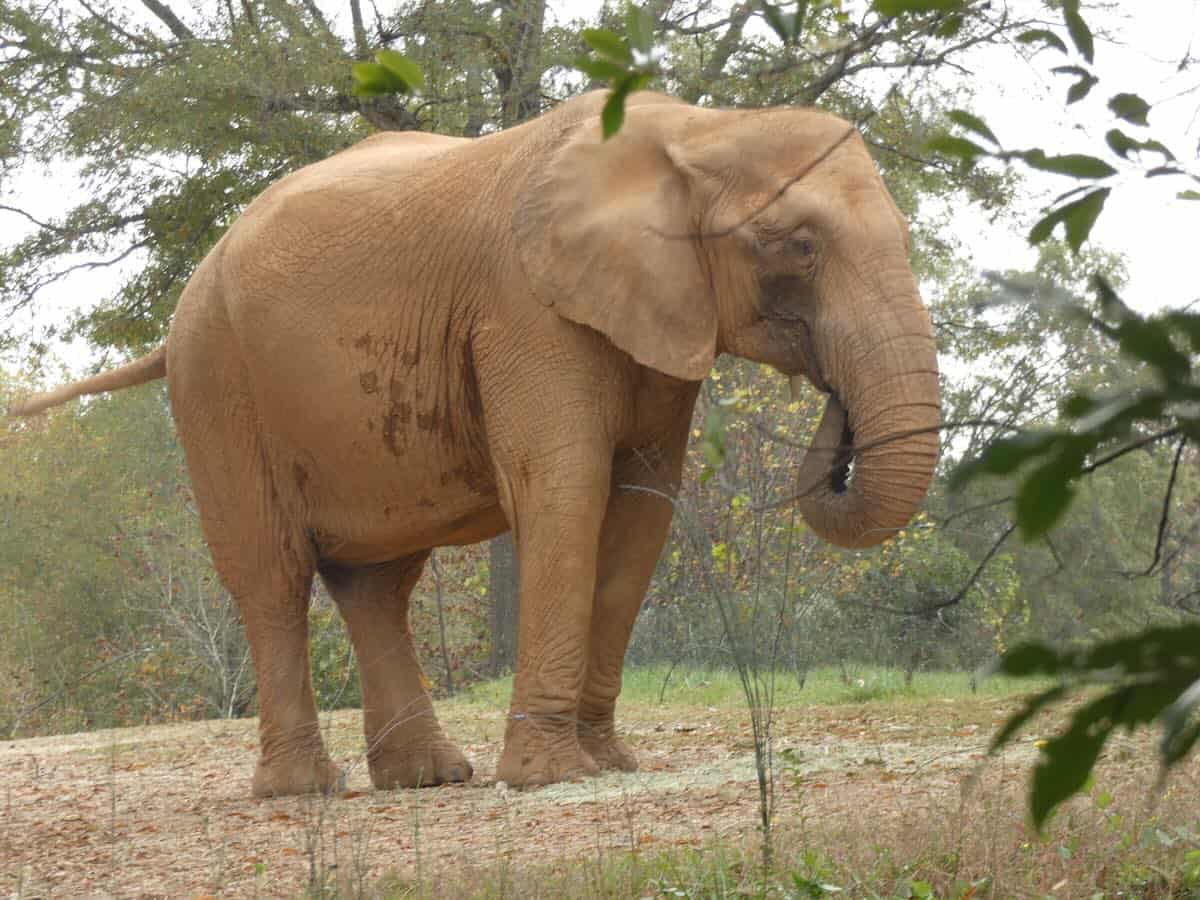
[[578, 436, 690, 772], [495, 455, 613, 788]]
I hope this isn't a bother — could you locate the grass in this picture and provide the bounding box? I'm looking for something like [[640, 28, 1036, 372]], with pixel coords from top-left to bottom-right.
[[462, 664, 1051, 712], [373, 789, 1200, 899]]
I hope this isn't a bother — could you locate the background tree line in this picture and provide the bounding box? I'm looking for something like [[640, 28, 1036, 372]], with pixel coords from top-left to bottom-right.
[[1, 0, 1197, 756]]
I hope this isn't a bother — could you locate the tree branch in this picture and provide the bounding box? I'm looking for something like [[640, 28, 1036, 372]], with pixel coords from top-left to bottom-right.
[[1123, 436, 1188, 578], [139, 0, 194, 41], [349, 0, 370, 59], [77, 0, 155, 50]]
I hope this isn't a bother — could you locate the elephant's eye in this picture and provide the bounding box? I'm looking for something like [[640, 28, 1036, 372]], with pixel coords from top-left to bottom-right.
[[789, 237, 816, 258]]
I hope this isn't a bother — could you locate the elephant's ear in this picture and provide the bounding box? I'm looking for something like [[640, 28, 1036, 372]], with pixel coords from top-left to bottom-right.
[[514, 110, 716, 382]]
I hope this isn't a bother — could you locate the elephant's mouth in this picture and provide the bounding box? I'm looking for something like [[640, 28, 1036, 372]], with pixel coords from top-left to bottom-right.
[[829, 415, 854, 495], [789, 373, 853, 496]]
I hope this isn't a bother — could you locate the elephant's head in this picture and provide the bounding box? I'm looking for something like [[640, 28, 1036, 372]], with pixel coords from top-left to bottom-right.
[[515, 95, 940, 549]]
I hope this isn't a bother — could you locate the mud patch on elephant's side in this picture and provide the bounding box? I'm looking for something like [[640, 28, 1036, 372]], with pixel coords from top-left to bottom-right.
[[416, 409, 441, 433], [381, 402, 412, 456], [451, 464, 494, 497]]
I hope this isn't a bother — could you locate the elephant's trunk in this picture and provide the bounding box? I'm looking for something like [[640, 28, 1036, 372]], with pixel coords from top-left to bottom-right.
[[793, 298, 940, 549]]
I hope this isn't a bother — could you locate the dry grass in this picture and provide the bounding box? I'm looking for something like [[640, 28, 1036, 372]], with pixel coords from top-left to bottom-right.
[[0, 676, 1197, 897]]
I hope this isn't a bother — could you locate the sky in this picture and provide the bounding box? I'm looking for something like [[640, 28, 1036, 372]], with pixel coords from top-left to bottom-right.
[[957, 1, 1199, 313], [2, 0, 1197, 374]]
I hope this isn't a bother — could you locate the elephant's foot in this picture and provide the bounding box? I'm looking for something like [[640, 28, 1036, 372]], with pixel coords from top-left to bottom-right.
[[368, 739, 474, 789], [496, 716, 600, 788], [578, 722, 638, 772], [252, 750, 344, 798]]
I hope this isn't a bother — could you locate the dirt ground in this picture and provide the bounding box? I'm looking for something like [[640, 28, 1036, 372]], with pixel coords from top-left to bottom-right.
[[0, 693, 1115, 897]]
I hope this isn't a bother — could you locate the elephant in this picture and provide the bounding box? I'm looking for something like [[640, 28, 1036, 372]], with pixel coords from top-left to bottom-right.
[[9, 90, 940, 796]]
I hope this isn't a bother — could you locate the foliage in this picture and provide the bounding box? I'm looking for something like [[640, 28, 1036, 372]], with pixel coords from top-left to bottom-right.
[[575, 5, 662, 138], [350, 49, 425, 98], [892, 0, 1200, 828]]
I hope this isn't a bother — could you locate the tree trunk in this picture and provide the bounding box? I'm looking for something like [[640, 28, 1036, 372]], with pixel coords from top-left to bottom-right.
[[488, 533, 519, 676], [493, 0, 546, 128]]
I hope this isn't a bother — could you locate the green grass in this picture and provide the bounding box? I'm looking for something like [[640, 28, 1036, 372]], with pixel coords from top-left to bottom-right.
[[375, 806, 1200, 900], [460, 665, 1049, 712]]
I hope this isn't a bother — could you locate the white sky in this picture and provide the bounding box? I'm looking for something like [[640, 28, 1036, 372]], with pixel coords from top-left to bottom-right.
[[1, 1, 1197, 374], [956, 1, 1199, 312]]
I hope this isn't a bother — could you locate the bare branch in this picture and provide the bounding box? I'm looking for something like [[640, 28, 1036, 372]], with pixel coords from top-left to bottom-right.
[[76, 0, 155, 49], [349, 0, 370, 59], [1123, 436, 1189, 578], [139, 0, 195, 41], [0, 204, 66, 234]]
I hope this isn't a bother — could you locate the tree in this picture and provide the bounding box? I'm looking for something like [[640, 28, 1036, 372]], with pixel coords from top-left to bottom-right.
[[2, 0, 1044, 688]]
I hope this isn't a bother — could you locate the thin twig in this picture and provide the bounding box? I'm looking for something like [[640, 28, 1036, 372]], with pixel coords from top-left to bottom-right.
[[1124, 436, 1189, 578]]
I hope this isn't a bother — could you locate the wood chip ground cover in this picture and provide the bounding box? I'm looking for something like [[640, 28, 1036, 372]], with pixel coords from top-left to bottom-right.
[[0, 694, 1192, 896]]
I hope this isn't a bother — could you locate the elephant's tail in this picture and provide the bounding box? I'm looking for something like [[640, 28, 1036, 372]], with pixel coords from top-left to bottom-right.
[[7, 345, 167, 417]]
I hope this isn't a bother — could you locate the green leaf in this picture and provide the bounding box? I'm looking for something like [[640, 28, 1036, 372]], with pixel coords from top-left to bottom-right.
[[1020, 150, 1116, 180], [1029, 188, 1110, 252], [1163, 312, 1200, 352], [1115, 318, 1191, 381], [1178, 190, 1200, 201], [602, 87, 628, 139], [997, 643, 1066, 678], [1062, 392, 1098, 419], [1108, 92, 1151, 127], [947, 109, 998, 146], [375, 49, 424, 91], [1091, 273, 1129, 319], [1069, 393, 1157, 437], [1052, 65, 1098, 103], [991, 685, 1069, 752], [1105, 129, 1174, 161], [925, 134, 986, 164], [1016, 28, 1068, 54], [950, 430, 1059, 489], [1162, 678, 1200, 764], [350, 61, 410, 98], [1061, 0, 1094, 63], [624, 3, 655, 53], [872, 0, 965, 15], [1147, 165, 1185, 178], [600, 74, 651, 139], [1067, 75, 1098, 104], [934, 11, 963, 36], [1030, 695, 1116, 829], [1015, 458, 1076, 540], [582, 28, 632, 63], [574, 55, 628, 82]]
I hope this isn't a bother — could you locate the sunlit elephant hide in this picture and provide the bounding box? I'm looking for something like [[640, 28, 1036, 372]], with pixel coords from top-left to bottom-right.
[[9, 91, 940, 796]]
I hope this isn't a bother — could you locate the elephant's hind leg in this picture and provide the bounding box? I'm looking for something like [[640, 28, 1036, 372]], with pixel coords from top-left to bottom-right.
[[177, 408, 340, 798], [320, 556, 473, 789]]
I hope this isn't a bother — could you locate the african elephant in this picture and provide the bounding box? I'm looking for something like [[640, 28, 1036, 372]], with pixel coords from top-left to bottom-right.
[[10, 90, 940, 796]]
